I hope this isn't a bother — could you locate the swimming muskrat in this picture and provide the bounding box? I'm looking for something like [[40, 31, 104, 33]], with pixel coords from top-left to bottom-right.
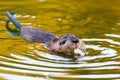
[[6, 11, 86, 58]]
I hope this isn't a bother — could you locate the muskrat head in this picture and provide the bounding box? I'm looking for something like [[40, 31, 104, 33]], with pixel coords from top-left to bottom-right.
[[48, 34, 86, 58]]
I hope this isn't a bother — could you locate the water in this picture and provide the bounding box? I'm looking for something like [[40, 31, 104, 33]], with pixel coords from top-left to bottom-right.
[[0, 0, 120, 80]]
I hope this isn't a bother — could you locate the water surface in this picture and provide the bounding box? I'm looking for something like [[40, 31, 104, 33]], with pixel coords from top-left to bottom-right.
[[0, 0, 120, 80]]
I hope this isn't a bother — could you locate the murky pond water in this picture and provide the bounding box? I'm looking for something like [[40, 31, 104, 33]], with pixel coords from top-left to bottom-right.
[[0, 0, 120, 80]]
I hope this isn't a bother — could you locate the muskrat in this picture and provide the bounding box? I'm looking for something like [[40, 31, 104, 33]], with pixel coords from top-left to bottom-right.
[[6, 11, 86, 58]]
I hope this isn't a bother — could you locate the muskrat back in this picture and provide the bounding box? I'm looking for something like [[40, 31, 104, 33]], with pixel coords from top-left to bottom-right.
[[21, 27, 56, 43], [6, 11, 56, 44]]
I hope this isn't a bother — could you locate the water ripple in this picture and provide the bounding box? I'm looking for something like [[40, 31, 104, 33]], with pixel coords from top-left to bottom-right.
[[105, 34, 120, 38], [82, 38, 120, 46], [0, 38, 120, 79], [54, 74, 120, 79], [0, 73, 45, 80]]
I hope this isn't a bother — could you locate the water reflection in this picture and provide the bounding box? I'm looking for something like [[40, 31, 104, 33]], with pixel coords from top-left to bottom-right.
[[38, 0, 46, 2], [6, 21, 20, 36]]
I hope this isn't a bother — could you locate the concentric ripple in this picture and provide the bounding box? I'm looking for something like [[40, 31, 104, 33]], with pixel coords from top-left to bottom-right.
[[0, 37, 120, 80]]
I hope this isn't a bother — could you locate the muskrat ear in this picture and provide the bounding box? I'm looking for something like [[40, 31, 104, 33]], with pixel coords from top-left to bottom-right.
[[52, 38, 58, 42]]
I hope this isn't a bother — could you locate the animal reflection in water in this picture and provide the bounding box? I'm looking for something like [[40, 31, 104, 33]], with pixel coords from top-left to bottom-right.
[[6, 11, 86, 58]]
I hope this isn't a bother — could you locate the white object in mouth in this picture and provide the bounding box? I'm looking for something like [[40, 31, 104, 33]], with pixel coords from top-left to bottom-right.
[[74, 48, 85, 56]]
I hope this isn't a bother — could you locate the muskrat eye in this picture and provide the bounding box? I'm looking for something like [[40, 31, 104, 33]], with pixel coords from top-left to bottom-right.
[[52, 38, 58, 42], [63, 36, 67, 39], [60, 40, 66, 45]]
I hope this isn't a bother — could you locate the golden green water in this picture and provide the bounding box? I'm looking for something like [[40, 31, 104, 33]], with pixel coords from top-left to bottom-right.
[[0, 0, 120, 80]]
